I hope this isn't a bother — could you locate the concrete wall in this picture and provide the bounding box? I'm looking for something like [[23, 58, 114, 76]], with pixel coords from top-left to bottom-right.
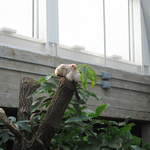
[[0, 45, 150, 123]]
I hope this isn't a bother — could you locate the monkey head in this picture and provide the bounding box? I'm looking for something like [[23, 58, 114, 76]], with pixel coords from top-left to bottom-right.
[[55, 64, 80, 82]]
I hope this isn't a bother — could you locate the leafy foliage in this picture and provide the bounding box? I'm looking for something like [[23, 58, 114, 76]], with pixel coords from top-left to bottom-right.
[[0, 120, 15, 150], [78, 64, 97, 89], [0, 64, 149, 150]]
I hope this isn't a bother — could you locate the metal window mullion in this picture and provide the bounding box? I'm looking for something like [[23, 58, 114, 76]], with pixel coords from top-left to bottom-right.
[[36, 0, 39, 39], [131, 0, 135, 62], [140, 0, 146, 71], [128, 0, 131, 61], [103, 0, 107, 65], [32, 0, 35, 38]]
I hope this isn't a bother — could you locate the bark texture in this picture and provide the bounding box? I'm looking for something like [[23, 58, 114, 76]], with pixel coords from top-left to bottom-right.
[[17, 77, 40, 120], [13, 77, 75, 150], [13, 77, 40, 150], [34, 77, 75, 148]]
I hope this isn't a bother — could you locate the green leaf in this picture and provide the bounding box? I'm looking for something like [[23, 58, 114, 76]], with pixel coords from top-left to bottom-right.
[[38, 74, 53, 84], [143, 143, 150, 150], [83, 109, 95, 114], [65, 116, 89, 123], [88, 104, 109, 118], [8, 116, 16, 123], [61, 145, 70, 150], [0, 133, 10, 143], [16, 120, 31, 133], [132, 136, 141, 146], [79, 143, 100, 150], [120, 123, 135, 134], [78, 64, 97, 89], [131, 145, 143, 150], [95, 104, 109, 116], [38, 76, 47, 83]]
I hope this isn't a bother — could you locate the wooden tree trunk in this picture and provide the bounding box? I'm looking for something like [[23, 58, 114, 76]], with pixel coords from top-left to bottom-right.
[[33, 78, 75, 149], [13, 77, 40, 150], [17, 77, 40, 121], [13, 77, 75, 150]]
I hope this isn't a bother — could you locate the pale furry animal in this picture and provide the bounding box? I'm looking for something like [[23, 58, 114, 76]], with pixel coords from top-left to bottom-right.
[[55, 64, 80, 82]]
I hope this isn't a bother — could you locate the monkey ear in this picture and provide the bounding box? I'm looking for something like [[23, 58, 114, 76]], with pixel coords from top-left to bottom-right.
[[70, 64, 77, 70]]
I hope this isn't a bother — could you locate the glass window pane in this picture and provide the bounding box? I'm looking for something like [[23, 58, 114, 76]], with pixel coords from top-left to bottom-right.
[[105, 0, 129, 61], [59, 0, 104, 55], [39, 0, 46, 40], [0, 0, 32, 37]]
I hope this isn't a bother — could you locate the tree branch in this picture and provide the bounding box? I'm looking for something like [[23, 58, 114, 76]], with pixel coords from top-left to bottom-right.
[[0, 108, 22, 139], [13, 77, 40, 150], [18, 77, 40, 121], [12, 77, 76, 150], [33, 77, 76, 149]]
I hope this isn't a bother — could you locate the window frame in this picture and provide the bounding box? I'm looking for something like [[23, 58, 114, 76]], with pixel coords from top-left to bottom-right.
[[46, 0, 143, 66], [0, 0, 147, 74]]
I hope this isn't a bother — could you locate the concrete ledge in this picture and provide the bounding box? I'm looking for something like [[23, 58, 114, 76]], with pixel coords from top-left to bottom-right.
[[0, 46, 150, 121]]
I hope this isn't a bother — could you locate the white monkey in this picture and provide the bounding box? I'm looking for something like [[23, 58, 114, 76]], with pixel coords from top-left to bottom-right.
[[55, 64, 80, 82]]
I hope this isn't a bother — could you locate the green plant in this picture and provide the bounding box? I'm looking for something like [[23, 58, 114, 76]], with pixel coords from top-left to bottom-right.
[[0, 64, 149, 150], [31, 64, 147, 150]]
